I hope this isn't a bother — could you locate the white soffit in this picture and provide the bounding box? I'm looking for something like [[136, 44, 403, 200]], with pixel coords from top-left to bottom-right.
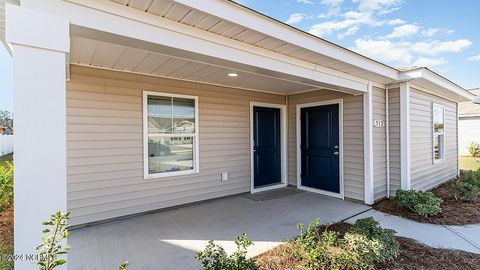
[[108, 0, 396, 85], [69, 36, 328, 95]]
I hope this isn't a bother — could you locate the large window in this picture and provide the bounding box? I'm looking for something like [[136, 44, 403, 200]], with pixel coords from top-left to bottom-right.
[[143, 91, 199, 179], [433, 103, 445, 163]]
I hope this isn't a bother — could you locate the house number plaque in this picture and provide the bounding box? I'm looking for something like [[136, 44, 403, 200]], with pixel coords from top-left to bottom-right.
[[374, 119, 385, 128]]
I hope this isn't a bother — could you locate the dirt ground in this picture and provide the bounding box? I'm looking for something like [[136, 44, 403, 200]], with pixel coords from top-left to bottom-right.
[[373, 182, 480, 225], [255, 223, 480, 270]]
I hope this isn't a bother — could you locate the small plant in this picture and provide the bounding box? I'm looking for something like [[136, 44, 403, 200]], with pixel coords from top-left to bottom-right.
[[348, 217, 400, 263], [468, 142, 480, 163], [463, 170, 480, 188], [196, 233, 258, 270], [453, 180, 479, 202], [36, 212, 71, 270], [0, 161, 13, 212], [118, 262, 129, 270], [286, 218, 399, 269], [394, 189, 443, 217]]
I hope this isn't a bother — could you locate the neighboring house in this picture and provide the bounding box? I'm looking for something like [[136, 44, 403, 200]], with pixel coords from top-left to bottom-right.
[[2, 1, 476, 269], [459, 88, 480, 156], [0, 126, 12, 135]]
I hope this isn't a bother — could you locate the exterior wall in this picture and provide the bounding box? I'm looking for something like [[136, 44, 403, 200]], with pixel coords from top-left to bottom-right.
[[388, 87, 401, 196], [287, 90, 364, 201], [409, 88, 458, 191], [66, 66, 285, 225], [459, 116, 480, 156], [372, 87, 387, 201]]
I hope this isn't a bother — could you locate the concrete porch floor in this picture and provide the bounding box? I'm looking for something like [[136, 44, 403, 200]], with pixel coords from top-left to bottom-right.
[[69, 189, 370, 270]]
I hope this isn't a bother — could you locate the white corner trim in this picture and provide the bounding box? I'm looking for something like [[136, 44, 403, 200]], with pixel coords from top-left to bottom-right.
[[249, 102, 288, 193], [6, 4, 70, 53], [364, 81, 374, 204], [296, 99, 344, 199], [400, 82, 411, 190]]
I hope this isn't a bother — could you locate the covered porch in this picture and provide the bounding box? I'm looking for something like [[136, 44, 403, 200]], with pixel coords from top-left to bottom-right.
[[5, 1, 394, 269], [69, 189, 370, 270]]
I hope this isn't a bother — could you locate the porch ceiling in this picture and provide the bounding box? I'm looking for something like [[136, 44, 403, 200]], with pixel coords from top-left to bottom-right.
[[69, 36, 325, 94], [108, 0, 395, 85]]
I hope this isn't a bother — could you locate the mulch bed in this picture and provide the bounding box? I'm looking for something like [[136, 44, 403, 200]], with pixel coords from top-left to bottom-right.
[[373, 181, 480, 225], [255, 223, 480, 270], [0, 206, 14, 248]]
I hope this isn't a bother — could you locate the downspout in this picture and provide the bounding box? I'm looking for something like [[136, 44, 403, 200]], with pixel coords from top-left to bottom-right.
[[385, 86, 390, 198], [456, 102, 460, 177]]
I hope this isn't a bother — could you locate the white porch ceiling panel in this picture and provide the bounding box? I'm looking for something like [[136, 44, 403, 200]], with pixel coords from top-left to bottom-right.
[[70, 36, 316, 94], [110, 0, 393, 84]]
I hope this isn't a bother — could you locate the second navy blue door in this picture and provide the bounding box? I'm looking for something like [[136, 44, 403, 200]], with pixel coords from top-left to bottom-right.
[[253, 106, 281, 188], [300, 104, 340, 193]]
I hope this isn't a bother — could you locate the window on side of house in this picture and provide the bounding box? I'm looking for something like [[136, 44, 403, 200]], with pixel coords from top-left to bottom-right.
[[143, 91, 199, 179], [432, 103, 445, 163]]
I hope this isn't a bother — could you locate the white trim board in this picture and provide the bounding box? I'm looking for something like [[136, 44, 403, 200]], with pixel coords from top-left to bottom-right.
[[363, 81, 374, 204], [296, 99, 345, 199], [400, 82, 411, 190], [250, 102, 288, 193]]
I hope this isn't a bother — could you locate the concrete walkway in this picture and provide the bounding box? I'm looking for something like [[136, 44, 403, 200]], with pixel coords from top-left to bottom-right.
[[69, 189, 370, 270], [346, 209, 480, 254]]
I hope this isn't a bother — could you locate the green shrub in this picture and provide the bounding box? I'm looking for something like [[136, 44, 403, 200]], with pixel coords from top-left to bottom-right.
[[196, 233, 258, 270], [453, 180, 479, 202], [0, 161, 13, 212], [394, 189, 443, 217], [286, 218, 399, 270], [348, 217, 399, 263], [463, 170, 480, 188]]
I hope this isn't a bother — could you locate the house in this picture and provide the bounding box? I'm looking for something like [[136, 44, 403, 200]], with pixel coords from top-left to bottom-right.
[[459, 88, 480, 156], [2, 0, 476, 269]]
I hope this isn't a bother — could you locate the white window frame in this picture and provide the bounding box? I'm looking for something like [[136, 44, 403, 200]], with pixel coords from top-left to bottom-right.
[[143, 91, 199, 179], [432, 103, 445, 164]]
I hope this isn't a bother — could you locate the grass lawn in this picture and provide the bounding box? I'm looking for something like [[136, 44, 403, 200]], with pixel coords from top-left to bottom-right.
[[460, 156, 480, 171], [0, 154, 13, 270]]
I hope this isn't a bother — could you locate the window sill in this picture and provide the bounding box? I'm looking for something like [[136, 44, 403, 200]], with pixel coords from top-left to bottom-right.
[[144, 169, 199, 180]]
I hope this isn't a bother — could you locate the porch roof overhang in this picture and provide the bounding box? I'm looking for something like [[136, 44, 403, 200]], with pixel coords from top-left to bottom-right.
[[398, 67, 477, 102], [2, 0, 476, 99]]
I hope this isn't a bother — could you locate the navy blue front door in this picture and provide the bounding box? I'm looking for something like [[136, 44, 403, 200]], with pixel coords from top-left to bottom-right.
[[300, 104, 340, 193], [253, 106, 281, 188]]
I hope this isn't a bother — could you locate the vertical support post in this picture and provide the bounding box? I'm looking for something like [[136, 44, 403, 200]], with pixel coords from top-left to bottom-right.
[[400, 82, 411, 190], [364, 81, 374, 204], [6, 5, 69, 270]]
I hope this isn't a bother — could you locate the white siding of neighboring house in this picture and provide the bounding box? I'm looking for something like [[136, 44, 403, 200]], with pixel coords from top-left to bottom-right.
[[287, 90, 365, 202], [459, 116, 480, 156], [372, 87, 387, 201], [409, 88, 458, 191], [388, 87, 401, 196], [66, 66, 286, 226]]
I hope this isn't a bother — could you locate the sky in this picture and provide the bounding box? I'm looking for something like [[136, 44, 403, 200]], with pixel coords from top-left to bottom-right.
[[235, 0, 480, 89], [1, 0, 479, 112]]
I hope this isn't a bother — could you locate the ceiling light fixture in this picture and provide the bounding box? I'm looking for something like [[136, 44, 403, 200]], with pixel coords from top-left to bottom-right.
[[227, 72, 238, 77]]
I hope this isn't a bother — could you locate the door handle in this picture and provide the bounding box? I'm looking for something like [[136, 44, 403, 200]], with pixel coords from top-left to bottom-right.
[[333, 151, 339, 155]]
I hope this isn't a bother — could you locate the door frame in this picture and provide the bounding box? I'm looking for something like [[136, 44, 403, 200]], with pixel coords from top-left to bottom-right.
[[250, 102, 288, 193], [296, 99, 344, 199]]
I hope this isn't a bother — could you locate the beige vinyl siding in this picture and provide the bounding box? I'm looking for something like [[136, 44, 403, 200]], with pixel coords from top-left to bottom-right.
[[287, 90, 364, 201], [458, 117, 480, 156], [388, 87, 401, 196], [67, 65, 285, 225], [372, 87, 387, 201], [409, 88, 458, 191]]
